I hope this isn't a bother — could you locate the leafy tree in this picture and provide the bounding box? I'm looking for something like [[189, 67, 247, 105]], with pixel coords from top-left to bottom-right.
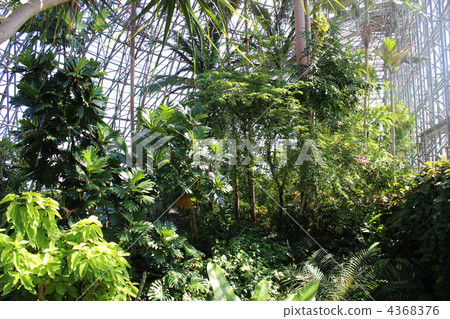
[[138, 103, 230, 233], [301, 26, 369, 125], [11, 50, 157, 222], [376, 37, 411, 156], [290, 104, 412, 251], [247, 0, 296, 74], [12, 51, 107, 190], [194, 67, 310, 224], [14, 6, 110, 52]]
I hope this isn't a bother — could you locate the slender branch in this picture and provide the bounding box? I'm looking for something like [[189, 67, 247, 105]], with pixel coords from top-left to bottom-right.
[[135, 271, 147, 301], [0, 0, 71, 44]]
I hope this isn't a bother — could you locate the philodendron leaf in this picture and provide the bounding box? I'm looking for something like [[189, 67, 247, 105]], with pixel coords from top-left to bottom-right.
[[286, 281, 319, 301], [207, 262, 240, 301], [250, 280, 269, 301]]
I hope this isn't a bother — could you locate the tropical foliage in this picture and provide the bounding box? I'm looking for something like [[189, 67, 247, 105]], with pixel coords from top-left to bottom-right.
[[0, 193, 137, 300], [207, 262, 319, 301], [383, 159, 450, 300], [0, 0, 447, 303]]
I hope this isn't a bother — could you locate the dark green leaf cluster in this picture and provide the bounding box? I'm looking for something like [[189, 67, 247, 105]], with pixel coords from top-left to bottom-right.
[[384, 159, 450, 299], [12, 51, 106, 189], [301, 29, 370, 126], [18, 8, 110, 51], [0, 138, 25, 200], [139, 103, 231, 228]]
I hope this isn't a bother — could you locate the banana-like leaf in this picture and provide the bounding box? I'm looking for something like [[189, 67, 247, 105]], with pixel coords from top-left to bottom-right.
[[207, 262, 240, 301], [250, 280, 269, 301], [286, 280, 319, 301]]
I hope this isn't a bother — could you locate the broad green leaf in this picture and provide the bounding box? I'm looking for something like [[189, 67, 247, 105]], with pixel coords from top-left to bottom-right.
[[20, 274, 35, 293], [25, 192, 33, 204], [250, 280, 269, 301], [207, 262, 240, 301], [36, 229, 48, 249], [1, 248, 12, 263], [286, 281, 319, 301], [55, 282, 66, 295], [5, 201, 17, 222], [0, 194, 18, 204], [79, 261, 88, 278], [2, 280, 14, 296]]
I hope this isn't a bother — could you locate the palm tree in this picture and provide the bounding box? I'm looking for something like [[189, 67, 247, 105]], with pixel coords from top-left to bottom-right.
[[249, 0, 296, 73], [142, 25, 222, 101], [376, 37, 411, 156]]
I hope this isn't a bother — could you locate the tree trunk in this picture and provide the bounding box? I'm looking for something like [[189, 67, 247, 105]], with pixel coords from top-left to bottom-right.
[[266, 139, 285, 225], [248, 166, 256, 224], [362, 0, 370, 140], [135, 271, 147, 301], [294, 0, 307, 78], [209, 163, 214, 213], [0, 0, 71, 44], [225, 8, 230, 57], [189, 208, 198, 233], [232, 126, 240, 219], [37, 285, 46, 301], [304, 0, 311, 66], [278, 185, 284, 219], [299, 191, 307, 216], [243, 128, 256, 224], [363, 42, 369, 138], [244, 0, 249, 55], [234, 173, 240, 220], [391, 84, 396, 156], [383, 65, 388, 105], [294, 0, 312, 123]]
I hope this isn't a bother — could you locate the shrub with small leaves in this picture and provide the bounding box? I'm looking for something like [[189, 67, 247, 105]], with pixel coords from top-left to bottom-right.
[[210, 234, 293, 300], [0, 192, 137, 300]]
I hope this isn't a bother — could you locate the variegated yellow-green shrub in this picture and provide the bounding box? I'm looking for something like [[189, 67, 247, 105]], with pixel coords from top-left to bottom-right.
[[0, 192, 138, 300]]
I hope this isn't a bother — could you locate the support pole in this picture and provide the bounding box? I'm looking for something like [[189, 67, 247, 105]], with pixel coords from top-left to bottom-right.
[[130, 2, 137, 161]]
